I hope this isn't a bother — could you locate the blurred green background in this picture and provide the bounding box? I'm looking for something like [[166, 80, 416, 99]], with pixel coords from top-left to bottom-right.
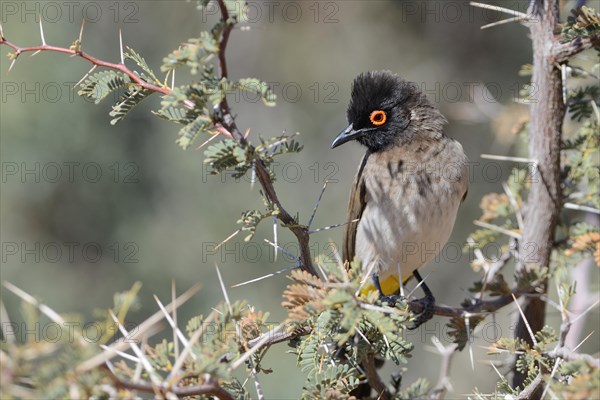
[[1, 1, 597, 398]]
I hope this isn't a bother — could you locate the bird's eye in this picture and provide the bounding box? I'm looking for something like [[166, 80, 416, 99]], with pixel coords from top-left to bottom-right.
[[369, 110, 387, 126]]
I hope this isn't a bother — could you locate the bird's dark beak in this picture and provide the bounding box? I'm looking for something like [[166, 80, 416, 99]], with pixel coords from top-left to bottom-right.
[[331, 124, 363, 149]]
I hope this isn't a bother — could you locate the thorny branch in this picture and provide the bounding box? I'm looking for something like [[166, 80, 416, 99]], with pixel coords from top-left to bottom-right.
[[429, 342, 459, 400], [110, 372, 235, 400], [552, 33, 600, 63], [0, 40, 170, 95], [0, 2, 317, 277], [248, 287, 537, 349], [213, 0, 317, 276]]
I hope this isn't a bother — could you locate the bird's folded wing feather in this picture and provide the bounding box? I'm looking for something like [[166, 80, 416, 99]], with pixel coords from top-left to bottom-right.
[[343, 151, 370, 264]]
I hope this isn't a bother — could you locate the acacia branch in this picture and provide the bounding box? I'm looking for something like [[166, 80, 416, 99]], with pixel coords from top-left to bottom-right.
[[362, 353, 391, 400], [408, 289, 533, 317], [111, 373, 235, 400], [552, 33, 600, 63], [512, 0, 566, 391], [515, 373, 544, 400], [429, 343, 459, 400], [0, 38, 170, 95], [0, 3, 317, 277], [248, 289, 535, 349], [214, 0, 317, 276]]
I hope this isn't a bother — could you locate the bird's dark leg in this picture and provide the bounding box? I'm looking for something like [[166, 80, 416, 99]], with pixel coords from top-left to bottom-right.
[[372, 273, 400, 306], [407, 270, 435, 330]]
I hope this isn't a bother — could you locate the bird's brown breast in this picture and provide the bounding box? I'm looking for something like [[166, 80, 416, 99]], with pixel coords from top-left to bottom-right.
[[343, 135, 469, 284]]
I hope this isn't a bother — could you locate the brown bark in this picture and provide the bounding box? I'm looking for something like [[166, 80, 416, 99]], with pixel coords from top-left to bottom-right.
[[513, 0, 565, 391]]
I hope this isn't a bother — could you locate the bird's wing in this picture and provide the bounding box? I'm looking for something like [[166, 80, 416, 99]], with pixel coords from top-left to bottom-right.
[[343, 151, 370, 264]]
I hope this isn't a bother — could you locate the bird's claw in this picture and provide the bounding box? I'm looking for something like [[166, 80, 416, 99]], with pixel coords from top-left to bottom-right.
[[407, 292, 435, 330], [371, 271, 436, 329]]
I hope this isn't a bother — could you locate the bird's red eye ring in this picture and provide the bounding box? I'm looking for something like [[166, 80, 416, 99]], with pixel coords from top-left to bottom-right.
[[370, 110, 387, 126]]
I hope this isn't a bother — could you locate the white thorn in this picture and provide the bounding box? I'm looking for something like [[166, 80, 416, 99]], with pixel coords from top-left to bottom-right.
[[308, 219, 359, 234], [273, 216, 278, 262], [250, 160, 256, 190], [153, 295, 192, 354], [215, 264, 232, 312], [75, 65, 97, 88], [407, 271, 432, 298], [308, 180, 329, 229], [355, 327, 371, 345], [541, 358, 561, 399], [480, 15, 527, 30], [465, 315, 475, 371], [230, 324, 283, 370], [591, 99, 600, 125], [502, 182, 524, 231], [213, 228, 240, 251], [196, 131, 220, 150], [99, 345, 140, 363], [79, 18, 85, 43], [561, 63, 568, 105], [480, 153, 537, 164], [397, 262, 405, 298], [171, 279, 179, 361], [431, 336, 445, 353], [570, 298, 599, 324], [564, 202, 600, 215], [473, 220, 522, 239], [108, 310, 161, 386], [512, 293, 537, 345], [119, 29, 124, 64], [231, 264, 298, 288], [469, 2, 527, 18], [572, 330, 595, 352], [263, 238, 299, 262], [8, 58, 17, 72], [38, 17, 46, 46], [489, 361, 505, 381], [171, 68, 175, 90]]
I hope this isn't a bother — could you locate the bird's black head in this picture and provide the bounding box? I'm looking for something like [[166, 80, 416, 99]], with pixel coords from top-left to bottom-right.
[[332, 71, 432, 152]]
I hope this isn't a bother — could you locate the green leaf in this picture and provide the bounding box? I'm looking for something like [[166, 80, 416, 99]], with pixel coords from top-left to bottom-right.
[[236, 78, 277, 107], [109, 87, 153, 124], [78, 71, 131, 104], [124, 46, 161, 85], [176, 114, 212, 149], [161, 32, 219, 74]]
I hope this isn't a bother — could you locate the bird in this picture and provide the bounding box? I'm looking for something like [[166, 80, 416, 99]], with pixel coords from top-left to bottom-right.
[[332, 71, 469, 328]]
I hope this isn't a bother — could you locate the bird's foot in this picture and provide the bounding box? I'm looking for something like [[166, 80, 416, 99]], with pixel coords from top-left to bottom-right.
[[407, 292, 435, 330], [371, 272, 435, 329], [371, 273, 403, 306]]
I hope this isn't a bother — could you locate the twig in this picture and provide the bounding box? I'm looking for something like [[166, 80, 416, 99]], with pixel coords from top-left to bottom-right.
[[111, 373, 235, 400], [515, 372, 543, 400], [362, 353, 391, 400], [248, 288, 535, 351], [552, 33, 600, 63], [429, 339, 459, 400], [213, 0, 317, 277], [0, 38, 169, 95], [77, 283, 200, 373], [1, 3, 317, 277]]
